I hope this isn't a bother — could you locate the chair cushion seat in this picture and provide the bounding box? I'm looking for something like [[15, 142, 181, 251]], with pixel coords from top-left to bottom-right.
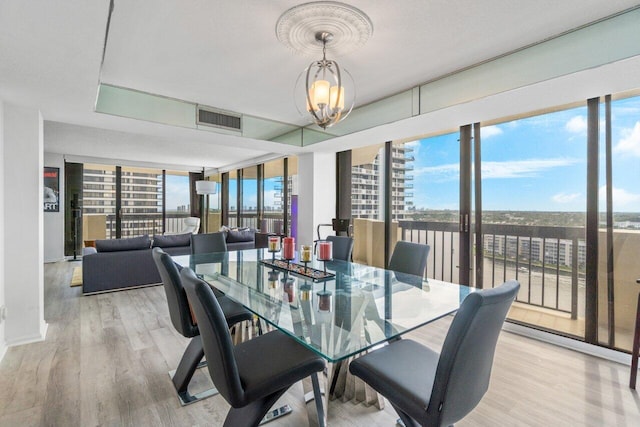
[[217, 296, 253, 327], [233, 330, 325, 405], [349, 339, 439, 422]]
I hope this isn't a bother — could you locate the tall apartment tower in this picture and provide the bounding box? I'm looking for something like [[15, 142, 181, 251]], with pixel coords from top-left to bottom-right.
[[351, 144, 414, 219], [83, 165, 162, 238]]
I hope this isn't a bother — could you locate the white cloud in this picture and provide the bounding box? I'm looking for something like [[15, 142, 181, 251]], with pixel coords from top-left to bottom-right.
[[413, 163, 459, 181], [482, 125, 503, 139], [552, 192, 581, 204], [413, 158, 578, 181], [613, 121, 640, 157], [599, 185, 640, 209], [404, 140, 420, 147], [565, 115, 587, 133], [481, 158, 579, 179]]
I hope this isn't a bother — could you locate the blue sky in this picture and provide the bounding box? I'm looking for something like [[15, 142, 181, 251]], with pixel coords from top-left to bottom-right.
[[410, 96, 640, 212], [165, 174, 190, 211]]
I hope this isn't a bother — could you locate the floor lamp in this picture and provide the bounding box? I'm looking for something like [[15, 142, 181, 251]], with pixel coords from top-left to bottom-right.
[[196, 180, 217, 233]]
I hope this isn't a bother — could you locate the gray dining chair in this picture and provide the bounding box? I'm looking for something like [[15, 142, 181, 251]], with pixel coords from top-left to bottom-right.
[[191, 232, 227, 254], [152, 248, 253, 405], [388, 241, 430, 278], [327, 235, 354, 261], [349, 280, 520, 427], [181, 267, 326, 427]]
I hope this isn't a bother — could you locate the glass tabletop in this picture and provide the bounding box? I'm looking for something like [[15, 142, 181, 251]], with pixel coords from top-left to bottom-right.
[[173, 248, 472, 363]]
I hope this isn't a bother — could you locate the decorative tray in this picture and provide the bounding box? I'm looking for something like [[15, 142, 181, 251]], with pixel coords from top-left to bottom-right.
[[260, 259, 335, 282]]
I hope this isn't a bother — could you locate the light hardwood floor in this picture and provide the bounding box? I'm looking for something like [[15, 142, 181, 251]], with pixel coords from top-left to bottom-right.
[[0, 261, 638, 426]]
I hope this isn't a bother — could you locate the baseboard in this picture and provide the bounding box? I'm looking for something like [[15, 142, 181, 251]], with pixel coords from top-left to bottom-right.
[[504, 322, 631, 366], [6, 322, 49, 347], [0, 341, 7, 364]]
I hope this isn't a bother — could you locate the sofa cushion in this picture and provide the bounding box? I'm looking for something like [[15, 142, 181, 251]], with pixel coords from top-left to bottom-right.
[[95, 235, 151, 252], [226, 228, 255, 243], [152, 233, 191, 248]]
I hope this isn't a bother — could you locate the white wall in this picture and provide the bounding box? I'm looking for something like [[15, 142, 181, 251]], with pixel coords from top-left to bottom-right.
[[43, 152, 65, 262], [0, 101, 6, 361], [3, 103, 47, 346], [297, 152, 336, 247]]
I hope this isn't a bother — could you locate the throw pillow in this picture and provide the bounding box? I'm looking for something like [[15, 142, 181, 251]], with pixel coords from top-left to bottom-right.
[[95, 235, 151, 252], [226, 229, 255, 243], [152, 233, 192, 248]]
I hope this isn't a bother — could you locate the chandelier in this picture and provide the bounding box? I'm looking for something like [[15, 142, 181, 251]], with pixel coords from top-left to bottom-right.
[[276, 1, 372, 130], [303, 31, 353, 129]]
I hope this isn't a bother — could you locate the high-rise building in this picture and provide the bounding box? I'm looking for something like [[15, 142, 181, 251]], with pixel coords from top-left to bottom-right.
[[351, 144, 414, 219], [82, 165, 162, 238]]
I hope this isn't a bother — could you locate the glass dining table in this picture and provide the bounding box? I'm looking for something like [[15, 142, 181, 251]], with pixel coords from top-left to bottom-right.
[[173, 248, 472, 426]]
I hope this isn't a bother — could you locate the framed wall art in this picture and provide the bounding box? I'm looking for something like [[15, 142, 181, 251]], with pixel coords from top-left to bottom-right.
[[44, 167, 60, 212]]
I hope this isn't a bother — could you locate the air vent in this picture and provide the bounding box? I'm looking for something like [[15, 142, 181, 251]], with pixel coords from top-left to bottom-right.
[[197, 106, 242, 131]]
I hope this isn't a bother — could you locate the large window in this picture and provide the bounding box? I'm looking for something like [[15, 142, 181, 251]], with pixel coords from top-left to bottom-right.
[[164, 171, 191, 233], [287, 157, 298, 238], [393, 133, 458, 281], [82, 165, 193, 240], [350, 144, 386, 266], [598, 94, 640, 351], [82, 164, 116, 240], [228, 170, 238, 228], [119, 166, 162, 238], [241, 166, 258, 228], [480, 105, 588, 338], [263, 159, 285, 234]]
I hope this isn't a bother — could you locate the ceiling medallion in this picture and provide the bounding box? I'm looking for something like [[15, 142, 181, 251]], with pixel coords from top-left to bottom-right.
[[276, 1, 373, 57]]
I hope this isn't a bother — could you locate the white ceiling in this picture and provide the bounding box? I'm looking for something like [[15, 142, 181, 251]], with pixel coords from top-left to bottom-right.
[[1, 0, 639, 169]]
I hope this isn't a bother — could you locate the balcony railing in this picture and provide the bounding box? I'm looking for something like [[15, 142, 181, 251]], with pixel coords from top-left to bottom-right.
[[398, 220, 585, 319], [104, 213, 191, 238]]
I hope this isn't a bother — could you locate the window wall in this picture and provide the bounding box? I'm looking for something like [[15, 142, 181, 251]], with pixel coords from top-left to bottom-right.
[[82, 164, 193, 240], [597, 93, 640, 352], [480, 105, 588, 338], [263, 159, 285, 234], [287, 157, 298, 238], [204, 173, 221, 233], [241, 166, 258, 228], [228, 170, 238, 228], [350, 144, 386, 266], [393, 133, 459, 282], [120, 166, 163, 238], [164, 171, 191, 233], [82, 163, 116, 240], [220, 157, 294, 235]]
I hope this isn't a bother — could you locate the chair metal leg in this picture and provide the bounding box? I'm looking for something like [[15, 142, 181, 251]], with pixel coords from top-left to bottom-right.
[[224, 388, 290, 427], [391, 403, 420, 427], [311, 373, 326, 427], [170, 335, 218, 406]]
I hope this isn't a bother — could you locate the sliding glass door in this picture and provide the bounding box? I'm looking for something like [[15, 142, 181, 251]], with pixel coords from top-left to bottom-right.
[[597, 94, 640, 351], [479, 105, 588, 338]]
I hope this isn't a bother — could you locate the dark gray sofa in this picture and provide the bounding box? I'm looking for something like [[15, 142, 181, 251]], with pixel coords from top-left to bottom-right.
[[82, 233, 191, 295], [82, 230, 268, 295]]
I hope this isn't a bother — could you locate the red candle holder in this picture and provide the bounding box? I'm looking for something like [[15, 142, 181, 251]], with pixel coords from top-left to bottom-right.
[[282, 237, 295, 260], [317, 240, 333, 261], [317, 289, 332, 312]]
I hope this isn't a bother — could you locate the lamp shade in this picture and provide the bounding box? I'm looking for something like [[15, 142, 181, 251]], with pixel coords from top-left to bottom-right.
[[196, 180, 217, 195]]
